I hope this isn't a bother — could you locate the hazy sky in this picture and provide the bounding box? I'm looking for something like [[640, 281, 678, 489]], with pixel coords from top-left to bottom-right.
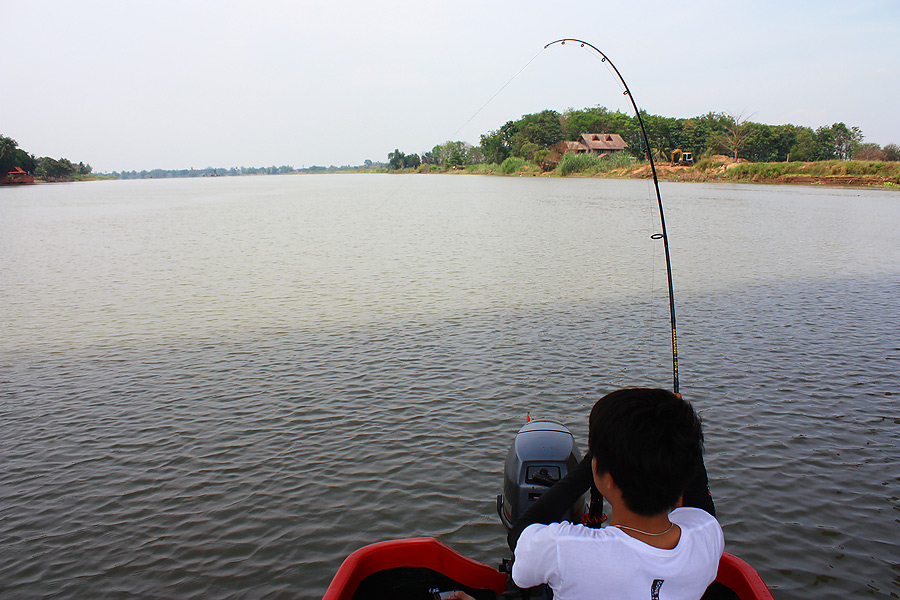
[[3, 0, 898, 172]]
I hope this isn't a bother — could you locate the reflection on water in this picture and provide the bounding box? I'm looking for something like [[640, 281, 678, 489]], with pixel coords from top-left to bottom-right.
[[1, 176, 899, 599]]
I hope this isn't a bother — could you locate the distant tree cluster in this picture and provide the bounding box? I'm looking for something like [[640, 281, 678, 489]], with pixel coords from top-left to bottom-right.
[[480, 109, 565, 164], [390, 108, 898, 172], [486, 107, 877, 164], [112, 165, 294, 179], [855, 142, 900, 161], [388, 149, 421, 170], [1, 134, 92, 182], [36, 157, 92, 181], [296, 162, 386, 173], [388, 141, 485, 171]]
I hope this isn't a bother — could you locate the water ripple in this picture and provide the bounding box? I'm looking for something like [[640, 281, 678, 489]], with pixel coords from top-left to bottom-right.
[[3, 178, 899, 599]]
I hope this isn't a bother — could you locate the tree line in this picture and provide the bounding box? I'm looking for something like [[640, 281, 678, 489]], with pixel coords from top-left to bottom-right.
[[0, 135, 93, 181], [389, 141, 484, 170], [112, 165, 295, 179], [388, 108, 900, 170], [2, 134, 305, 182]]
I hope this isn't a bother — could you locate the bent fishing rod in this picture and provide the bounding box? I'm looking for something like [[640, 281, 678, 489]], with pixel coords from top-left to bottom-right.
[[545, 39, 680, 394]]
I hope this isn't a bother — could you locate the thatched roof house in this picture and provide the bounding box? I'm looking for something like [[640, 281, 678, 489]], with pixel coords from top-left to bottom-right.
[[577, 133, 628, 155], [557, 133, 628, 157]]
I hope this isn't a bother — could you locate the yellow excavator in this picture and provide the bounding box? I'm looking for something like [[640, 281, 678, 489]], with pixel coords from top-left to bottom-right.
[[671, 149, 694, 166]]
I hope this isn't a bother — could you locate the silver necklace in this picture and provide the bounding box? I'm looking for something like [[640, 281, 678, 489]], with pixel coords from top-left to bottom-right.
[[613, 522, 675, 536]]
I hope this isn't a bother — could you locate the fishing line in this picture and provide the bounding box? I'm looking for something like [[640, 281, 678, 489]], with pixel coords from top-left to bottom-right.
[[370, 48, 545, 212], [545, 39, 680, 394], [447, 47, 546, 143]]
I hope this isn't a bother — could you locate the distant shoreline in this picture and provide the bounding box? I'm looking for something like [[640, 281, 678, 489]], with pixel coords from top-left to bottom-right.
[[10, 160, 897, 189]]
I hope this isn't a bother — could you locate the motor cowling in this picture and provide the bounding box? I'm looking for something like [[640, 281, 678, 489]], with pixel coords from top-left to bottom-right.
[[496, 420, 586, 530]]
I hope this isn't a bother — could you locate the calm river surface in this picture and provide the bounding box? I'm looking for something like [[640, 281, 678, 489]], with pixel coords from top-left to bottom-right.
[[2, 175, 898, 599]]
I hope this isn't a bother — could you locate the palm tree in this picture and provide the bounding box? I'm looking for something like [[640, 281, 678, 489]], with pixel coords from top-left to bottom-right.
[[0, 135, 20, 173], [0, 135, 18, 159]]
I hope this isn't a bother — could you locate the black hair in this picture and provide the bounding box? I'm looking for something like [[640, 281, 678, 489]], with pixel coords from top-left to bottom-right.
[[588, 388, 703, 517]]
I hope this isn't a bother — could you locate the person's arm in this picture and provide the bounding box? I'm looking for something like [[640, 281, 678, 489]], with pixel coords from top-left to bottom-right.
[[507, 454, 595, 550], [682, 453, 715, 516], [674, 393, 716, 516]]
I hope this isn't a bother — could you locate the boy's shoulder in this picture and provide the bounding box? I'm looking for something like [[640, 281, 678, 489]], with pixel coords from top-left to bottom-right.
[[670, 508, 725, 556], [670, 507, 722, 530]]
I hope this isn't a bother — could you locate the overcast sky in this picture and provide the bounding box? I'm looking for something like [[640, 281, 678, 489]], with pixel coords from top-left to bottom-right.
[[3, 0, 898, 172]]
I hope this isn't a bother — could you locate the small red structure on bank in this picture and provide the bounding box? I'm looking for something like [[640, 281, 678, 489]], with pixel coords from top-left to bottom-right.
[[1, 166, 35, 185]]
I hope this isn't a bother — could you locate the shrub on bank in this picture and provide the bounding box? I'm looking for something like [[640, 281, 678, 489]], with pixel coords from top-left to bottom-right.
[[558, 152, 635, 176], [465, 163, 499, 174], [722, 160, 900, 182], [499, 157, 527, 174], [558, 152, 602, 175], [598, 152, 635, 172]]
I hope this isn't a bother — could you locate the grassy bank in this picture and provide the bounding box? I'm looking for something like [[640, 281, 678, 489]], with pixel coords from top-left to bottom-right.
[[389, 155, 900, 188], [718, 159, 900, 186], [508, 156, 900, 187]]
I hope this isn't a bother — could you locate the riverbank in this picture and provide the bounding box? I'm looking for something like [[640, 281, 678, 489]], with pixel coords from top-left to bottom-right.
[[0, 174, 117, 186], [396, 157, 900, 188], [628, 156, 900, 188]]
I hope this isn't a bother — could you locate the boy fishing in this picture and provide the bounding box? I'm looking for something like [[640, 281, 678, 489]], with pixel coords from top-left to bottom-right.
[[458, 388, 723, 600]]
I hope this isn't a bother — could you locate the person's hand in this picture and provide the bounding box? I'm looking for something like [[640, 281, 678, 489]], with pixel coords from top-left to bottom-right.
[[451, 591, 476, 600]]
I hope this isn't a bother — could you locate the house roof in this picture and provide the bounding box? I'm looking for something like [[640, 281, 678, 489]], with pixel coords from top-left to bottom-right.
[[559, 140, 587, 152], [578, 133, 628, 151]]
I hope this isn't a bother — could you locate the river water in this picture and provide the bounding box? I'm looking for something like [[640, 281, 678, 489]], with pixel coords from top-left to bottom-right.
[[1, 175, 898, 599]]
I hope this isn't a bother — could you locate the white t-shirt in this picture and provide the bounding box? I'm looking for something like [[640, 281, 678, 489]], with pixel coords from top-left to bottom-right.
[[512, 507, 724, 600]]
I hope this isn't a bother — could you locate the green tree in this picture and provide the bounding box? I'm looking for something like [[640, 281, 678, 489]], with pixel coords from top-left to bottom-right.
[[479, 128, 511, 164], [518, 110, 563, 147], [488, 110, 564, 159], [816, 123, 863, 160], [36, 157, 76, 181], [533, 149, 553, 171], [743, 122, 798, 162], [789, 127, 818, 161], [639, 112, 681, 157], [0, 135, 16, 158], [560, 106, 634, 142], [430, 141, 478, 167], [388, 149, 406, 170], [519, 142, 539, 161], [832, 122, 864, 159], [403, 153, 421, 169], [815, 126, 835, 159], [672, 113, 721, 157], [0, 135, 19, 173]]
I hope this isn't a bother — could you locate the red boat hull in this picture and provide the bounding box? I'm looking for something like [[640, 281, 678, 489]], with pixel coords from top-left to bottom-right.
[[324, 537, 773, 600], [324, 538, 507, 600]]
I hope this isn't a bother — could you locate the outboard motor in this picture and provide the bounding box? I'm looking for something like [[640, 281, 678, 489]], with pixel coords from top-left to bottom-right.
[[496, 419, 587, 529]]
